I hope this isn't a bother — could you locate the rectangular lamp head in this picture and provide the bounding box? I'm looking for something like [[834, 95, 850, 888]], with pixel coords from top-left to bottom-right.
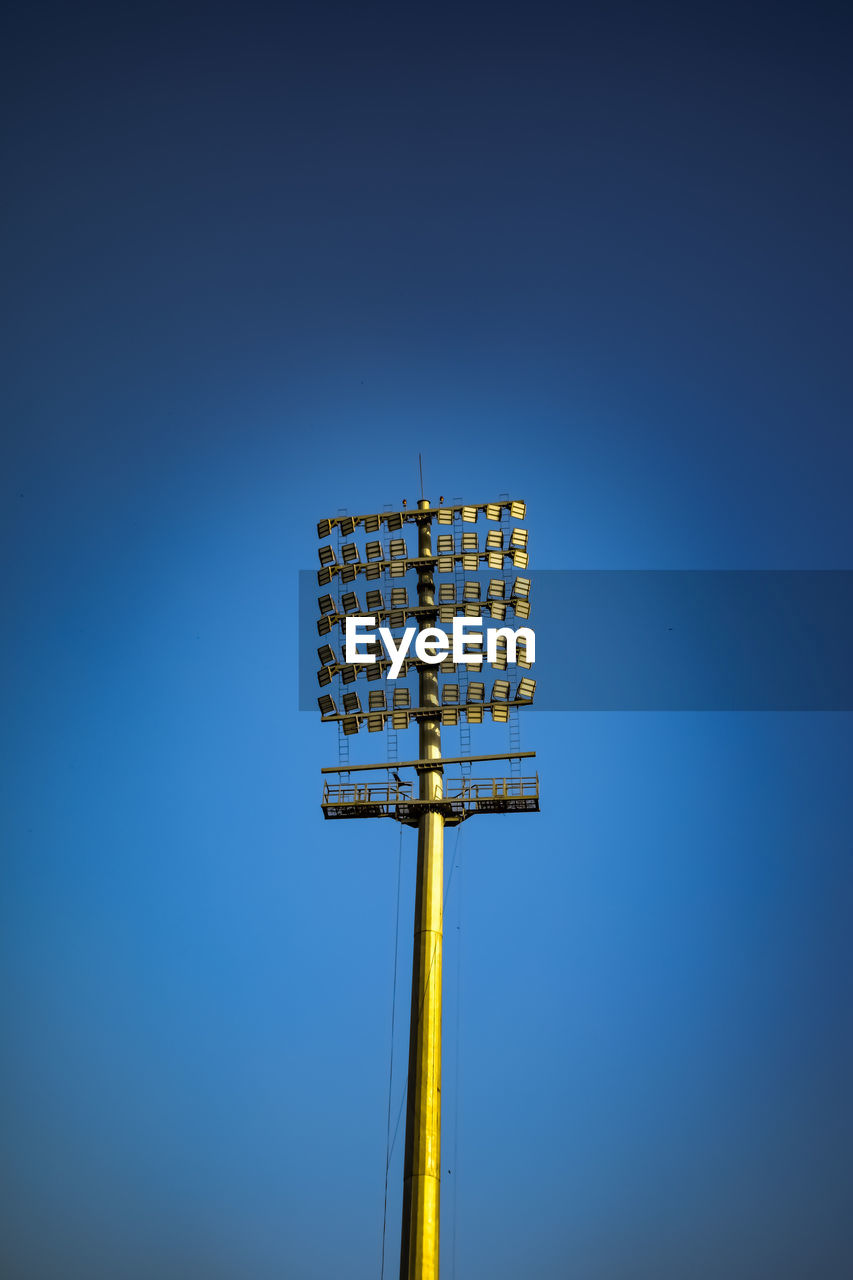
[[516, 677, 536, 700]]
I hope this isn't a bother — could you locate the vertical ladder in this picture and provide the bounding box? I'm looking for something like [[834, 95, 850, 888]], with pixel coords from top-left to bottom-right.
[[451, 497, 471, 775], [499, 492, 521, 782], [382, 503, 398, 766]]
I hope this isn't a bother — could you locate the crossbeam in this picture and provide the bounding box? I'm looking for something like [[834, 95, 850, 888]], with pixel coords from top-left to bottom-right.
[[321, 750, 536, 774]]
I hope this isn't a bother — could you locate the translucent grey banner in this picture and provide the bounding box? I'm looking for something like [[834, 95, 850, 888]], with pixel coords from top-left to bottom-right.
[[299, 571, 853, 711]]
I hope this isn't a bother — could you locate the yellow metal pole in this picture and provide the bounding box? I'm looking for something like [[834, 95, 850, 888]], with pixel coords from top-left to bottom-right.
[[400, 498, 444, 1280]]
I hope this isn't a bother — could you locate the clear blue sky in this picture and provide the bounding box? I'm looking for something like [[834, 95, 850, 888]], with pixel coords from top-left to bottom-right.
[[2, 4, 852, 1277]]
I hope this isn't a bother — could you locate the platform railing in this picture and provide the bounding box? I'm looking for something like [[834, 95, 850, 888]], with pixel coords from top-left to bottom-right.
[[322, 775, 539, 807]]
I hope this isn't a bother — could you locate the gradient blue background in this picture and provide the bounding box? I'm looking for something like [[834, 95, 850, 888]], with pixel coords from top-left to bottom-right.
[[3, 3, 852, 1277]]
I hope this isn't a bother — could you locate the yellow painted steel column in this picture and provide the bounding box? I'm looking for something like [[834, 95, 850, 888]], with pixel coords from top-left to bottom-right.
[[400, 499, 445, 1280]]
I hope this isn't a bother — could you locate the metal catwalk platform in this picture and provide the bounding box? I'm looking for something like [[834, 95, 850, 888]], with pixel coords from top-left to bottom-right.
[[322, 774, 539, 826]]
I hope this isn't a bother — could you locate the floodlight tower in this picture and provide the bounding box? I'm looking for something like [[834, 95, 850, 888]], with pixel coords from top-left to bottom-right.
[[314, 497, 538, 1280]]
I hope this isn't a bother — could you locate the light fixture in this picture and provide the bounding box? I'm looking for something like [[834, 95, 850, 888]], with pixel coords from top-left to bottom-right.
[[317, 643, 337, 668], [516, 677, 536, 700]]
